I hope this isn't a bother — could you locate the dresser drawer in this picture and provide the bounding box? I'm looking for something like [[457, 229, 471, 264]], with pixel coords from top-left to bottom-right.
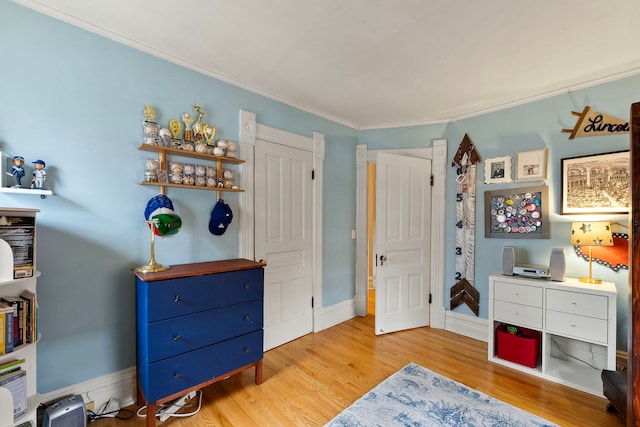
[[144, 268, 264, 321], [145, 330, 263, 402], [145, 300, 263, 363], [494, 300, 542, 329], [546, 289, 608, 320], [546, 310, 608, 344], [494, 281, 542, 308]]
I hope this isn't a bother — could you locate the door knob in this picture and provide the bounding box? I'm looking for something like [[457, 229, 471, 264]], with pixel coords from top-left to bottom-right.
[[380, 255, 387, 266]]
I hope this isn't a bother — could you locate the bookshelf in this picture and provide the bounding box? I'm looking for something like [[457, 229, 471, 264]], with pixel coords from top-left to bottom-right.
[[0, 208, 39, 427]]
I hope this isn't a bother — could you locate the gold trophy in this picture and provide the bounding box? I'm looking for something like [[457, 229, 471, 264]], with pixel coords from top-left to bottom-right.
[[143, 104, 159, 143], [181, 112, 194, 142], [169, 119, 182, 139], [203, 124, 216, 145], [192, 104, 205, 142]]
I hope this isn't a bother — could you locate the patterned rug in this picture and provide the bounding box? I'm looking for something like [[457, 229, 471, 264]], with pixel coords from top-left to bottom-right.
[[325, 363, 557, 427]]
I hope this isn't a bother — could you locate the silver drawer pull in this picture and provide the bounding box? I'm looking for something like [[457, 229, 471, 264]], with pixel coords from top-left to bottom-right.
[[244, 316, 251, 322], [571, 324, 577, 328], [571, 302, 577, 305], [174, 295, 181, 303], [173, 372, 181, 379], [244, 283, 251, 289], [173, 335, 181, 341], [244, 348, 250, 354]]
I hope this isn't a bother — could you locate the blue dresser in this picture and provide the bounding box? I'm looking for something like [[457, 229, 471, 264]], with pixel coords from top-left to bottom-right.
[[134, 259, 265, 426]]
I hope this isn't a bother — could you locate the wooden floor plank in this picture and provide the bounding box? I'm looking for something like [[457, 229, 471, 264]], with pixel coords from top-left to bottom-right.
[[96, 313, 622, 426]]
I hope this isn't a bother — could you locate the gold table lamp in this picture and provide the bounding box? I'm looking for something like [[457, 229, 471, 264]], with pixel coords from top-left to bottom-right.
[[570, 221, 613, 284], [135, 219, 170, 273]]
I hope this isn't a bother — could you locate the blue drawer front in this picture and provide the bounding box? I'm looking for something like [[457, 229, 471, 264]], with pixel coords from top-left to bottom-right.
[[147, 268, 264, 321], [146, 300, 263, 362], [145, 330, 263, 402]]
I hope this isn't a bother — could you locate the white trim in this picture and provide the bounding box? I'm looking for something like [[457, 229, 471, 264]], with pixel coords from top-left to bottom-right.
[[313, 298, 357, 332], [239, 109, 257, 260], [40, 367, 136, 415], [445, 311, 488, 342], [239, 110, 323, 331], [355, 141, 447, 327]]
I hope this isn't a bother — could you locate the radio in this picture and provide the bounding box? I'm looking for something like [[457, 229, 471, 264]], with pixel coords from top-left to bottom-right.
[[512, 264, 550, 278]]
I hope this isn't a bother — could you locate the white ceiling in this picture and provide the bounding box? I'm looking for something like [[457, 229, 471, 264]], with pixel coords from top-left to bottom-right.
[[13, 0, 640, 129]]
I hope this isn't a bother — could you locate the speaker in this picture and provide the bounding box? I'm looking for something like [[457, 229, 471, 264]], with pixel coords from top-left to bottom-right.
[[501, 246, 516, 275], [550, 248, 566, 282], [42, 395, 86, 427]]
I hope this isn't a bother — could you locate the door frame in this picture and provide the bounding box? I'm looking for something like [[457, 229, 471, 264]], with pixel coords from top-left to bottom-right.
[[238, 109, 324, 331], [355, 140, 447, 328]]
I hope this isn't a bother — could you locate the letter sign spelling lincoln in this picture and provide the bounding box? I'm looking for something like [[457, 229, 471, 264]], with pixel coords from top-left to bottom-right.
[[561, 106, 630, 139]]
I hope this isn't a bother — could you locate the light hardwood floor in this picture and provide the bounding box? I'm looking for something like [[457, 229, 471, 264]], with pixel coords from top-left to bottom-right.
[[97, 301, 622, 426]]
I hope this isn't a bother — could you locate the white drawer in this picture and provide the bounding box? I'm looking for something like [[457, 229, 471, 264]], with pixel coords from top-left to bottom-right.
[[494, 281, 543, 308], [494, 300, 542, 329], [546, 289, 608, 320], [546, 310, 608, 344]]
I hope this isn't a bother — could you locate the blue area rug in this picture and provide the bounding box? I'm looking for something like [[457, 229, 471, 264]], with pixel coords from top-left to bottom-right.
[[325, 363, 557, 427]]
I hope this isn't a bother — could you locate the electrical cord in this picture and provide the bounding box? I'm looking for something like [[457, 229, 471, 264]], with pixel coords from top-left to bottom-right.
[[550, 337, 600, 370], [86, 408, 133, 422], [135, 390, 202, 419]]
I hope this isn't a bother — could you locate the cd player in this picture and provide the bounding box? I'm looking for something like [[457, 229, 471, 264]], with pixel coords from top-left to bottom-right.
[[512, 264, 550, 278]]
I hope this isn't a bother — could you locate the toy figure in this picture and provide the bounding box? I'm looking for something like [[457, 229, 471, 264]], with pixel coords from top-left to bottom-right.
[[6, 155, 25, 187], [31, 159, 46, 189]]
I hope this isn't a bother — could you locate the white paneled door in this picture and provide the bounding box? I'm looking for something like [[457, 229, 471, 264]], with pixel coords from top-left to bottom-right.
[[255, 139, 313, 350], [375, 152, 431, 335]]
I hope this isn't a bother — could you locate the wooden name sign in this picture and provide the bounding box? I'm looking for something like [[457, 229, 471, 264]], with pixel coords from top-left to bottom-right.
[[561, 106, 629, 139]]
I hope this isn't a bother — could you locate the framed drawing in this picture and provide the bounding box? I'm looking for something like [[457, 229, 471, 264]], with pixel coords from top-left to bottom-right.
[[516, 148, 548, 181], [561, 150, 630, 214], [484, 156, 512, 184], [484, 185, 549, 239]]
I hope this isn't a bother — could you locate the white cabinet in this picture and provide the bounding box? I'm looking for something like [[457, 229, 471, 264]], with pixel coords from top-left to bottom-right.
[[488, 273, 617, 397], [0, 208, 39, 427]]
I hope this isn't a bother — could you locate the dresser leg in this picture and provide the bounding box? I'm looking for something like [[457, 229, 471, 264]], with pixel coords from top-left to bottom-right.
[[146, 402, 157, 427], [255, 360, 263, 384]]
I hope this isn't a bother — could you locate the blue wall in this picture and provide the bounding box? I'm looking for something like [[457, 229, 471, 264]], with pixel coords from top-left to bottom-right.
[[0, 1, 634, 394], [361, 78, 634, 351], [0, 2, 358, 393]]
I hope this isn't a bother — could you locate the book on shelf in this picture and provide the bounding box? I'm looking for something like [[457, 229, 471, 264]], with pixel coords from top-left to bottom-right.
[[20, 290, 37, 344], [0, 368, 27, 419], [0, 358, 25, 376], [0, 296, 24, 346], [0, 303, 14, 354]]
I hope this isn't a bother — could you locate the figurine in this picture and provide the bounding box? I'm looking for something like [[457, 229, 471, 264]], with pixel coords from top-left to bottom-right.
[[31, 159, 47, 189], [6, 155, 25, 187]]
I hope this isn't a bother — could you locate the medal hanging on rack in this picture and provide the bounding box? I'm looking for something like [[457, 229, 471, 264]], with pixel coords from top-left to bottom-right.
[[450, 134, 481, 316]]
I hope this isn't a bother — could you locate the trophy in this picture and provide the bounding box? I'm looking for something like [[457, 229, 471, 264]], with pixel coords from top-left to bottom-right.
[[192, 104, 205, 142], [169, 119, 182, 139], [181, 112, 194, 142], [143, 104, 159, 144], [203, 124, 216, 145]]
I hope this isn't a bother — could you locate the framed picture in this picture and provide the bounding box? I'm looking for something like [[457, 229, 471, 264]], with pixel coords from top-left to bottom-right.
[[484, 185, 549, 239], [484, 156, 512, 184], [560, 150, 630, 214], [516, 148, 548, 181]]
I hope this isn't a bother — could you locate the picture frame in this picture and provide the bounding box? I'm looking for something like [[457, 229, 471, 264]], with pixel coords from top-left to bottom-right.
[[484, 185, 549, 239], [484, 156, 512, 184], [516, 148, 548, 181], [560, 150, 630, 214]]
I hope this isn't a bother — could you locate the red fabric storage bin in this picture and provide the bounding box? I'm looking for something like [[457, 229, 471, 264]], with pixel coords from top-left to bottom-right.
[[495, 323, 541, 368]]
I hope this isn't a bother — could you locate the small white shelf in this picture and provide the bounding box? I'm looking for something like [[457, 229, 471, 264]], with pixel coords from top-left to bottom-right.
[[0, 187, 52, 197]]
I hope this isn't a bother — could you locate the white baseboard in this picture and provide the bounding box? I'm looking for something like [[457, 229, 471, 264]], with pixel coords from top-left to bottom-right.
[[40, 367, 136, 414], [445, 310, 488, 342], [314, 298, 357, 332]]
